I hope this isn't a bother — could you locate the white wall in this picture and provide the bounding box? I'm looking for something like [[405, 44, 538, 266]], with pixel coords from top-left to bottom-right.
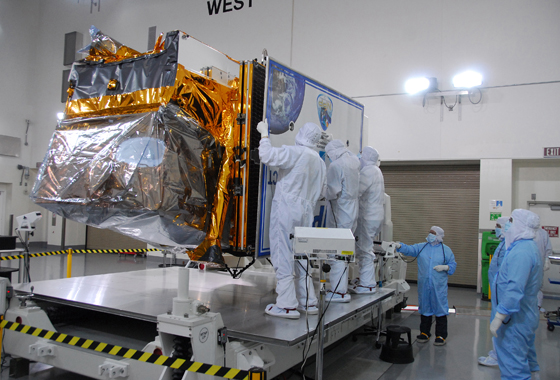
[[0, 1, 44, 240], [513, 159, 560, 251], [479, 159, 513, 230], [1, 0, 559, 244], [46, 212, 87, 248], [513, 160, 560, 208]]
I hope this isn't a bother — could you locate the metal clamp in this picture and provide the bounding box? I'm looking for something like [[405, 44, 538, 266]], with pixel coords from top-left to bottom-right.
[[17, 286, 34, 307], [29, 342, 57, 357], [99, 359, 129, 378]]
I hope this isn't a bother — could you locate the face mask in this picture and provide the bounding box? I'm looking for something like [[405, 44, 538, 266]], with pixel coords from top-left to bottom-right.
[[504, 221, 512, 232], [495, 228, 502, 237], [426, 233, 437, 243]]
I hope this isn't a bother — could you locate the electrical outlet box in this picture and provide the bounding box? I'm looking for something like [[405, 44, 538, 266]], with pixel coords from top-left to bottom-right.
[[293, 227, 355, 261]]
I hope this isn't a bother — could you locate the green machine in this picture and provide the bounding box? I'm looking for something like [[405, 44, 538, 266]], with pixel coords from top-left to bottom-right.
[[481, 231, 501, 300]]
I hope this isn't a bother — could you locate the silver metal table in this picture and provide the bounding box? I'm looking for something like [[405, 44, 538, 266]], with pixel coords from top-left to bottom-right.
[[14, 267, 394, 346], [0, 248, 24, 281], [0, 248, 24, 255]]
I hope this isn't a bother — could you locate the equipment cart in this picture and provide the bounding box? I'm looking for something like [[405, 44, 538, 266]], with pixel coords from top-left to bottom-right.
[[545, 278, 560, 332]]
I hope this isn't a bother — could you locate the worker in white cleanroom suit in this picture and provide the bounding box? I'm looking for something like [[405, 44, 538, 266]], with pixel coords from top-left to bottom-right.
[[534, 226, 552, 311], [325, 139, 360, 302], [478, 216, 509, 367], [350, 147, 384, 294], [258, 119, 326, 319], [490, 209, 543, 380]]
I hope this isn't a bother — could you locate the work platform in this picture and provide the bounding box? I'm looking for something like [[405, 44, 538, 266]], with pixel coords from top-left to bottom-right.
[[13, 267, 395, 347]]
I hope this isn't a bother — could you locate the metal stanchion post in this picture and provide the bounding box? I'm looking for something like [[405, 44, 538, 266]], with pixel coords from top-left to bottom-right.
[[315, 260, 330, 380], [66, 249, 73, 278], [0, 315, 3, 359], [376, 301, 383, 346], [23, 231, 30, 283], [61, 217, 66, 250], [248, 367, 266, 380]]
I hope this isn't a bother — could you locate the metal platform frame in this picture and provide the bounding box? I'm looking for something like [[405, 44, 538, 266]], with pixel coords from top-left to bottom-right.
[[5, 267, 400, 379]]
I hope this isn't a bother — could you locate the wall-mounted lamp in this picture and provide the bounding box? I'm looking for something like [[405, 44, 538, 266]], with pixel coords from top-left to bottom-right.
[[406, 71, 483, 120], [453, 71, 483, 88], [17, 164, 30, 186], [405, 77, 438, 95]]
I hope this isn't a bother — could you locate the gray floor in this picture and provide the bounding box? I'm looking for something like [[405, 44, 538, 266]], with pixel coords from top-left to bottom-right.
[[1, 250, 559, 379]]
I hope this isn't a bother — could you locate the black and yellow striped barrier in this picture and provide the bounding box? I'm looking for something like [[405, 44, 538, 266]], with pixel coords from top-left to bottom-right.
[[0, 251, 69, 261], [1, 319, 251, 379], [0, 248, 158, 261], [0, 248, 159, 278], [72, 248, 158, 254], [0, 254, 25, 261]]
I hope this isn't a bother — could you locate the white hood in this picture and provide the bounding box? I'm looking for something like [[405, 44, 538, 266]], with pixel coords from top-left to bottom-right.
[[505, 209, 539, 248]]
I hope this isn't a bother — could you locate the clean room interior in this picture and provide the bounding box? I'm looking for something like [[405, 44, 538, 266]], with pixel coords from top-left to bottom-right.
[[0, 1, 559, 379]]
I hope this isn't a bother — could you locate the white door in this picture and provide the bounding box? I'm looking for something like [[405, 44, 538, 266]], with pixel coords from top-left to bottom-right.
[[529, 204, 560, 296], [0, 186, 6, 235]]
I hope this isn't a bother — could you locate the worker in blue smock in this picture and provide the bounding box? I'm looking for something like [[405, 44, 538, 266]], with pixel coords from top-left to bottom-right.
[[490, 209, 542, 380], [258, 120, 327, 319], [486, 215, 547, 375], [395, 226, 457, 346], [350, 146, 384, 294], [478, 216, 509, 367], [325, 139, 360, 302]]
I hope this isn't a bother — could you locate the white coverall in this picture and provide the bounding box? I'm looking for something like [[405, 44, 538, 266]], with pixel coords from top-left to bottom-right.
[[535, 227, 552, 308], [259, 123, 326, 310], [354, 147, 385, 289], [325, 139, 360, 295]]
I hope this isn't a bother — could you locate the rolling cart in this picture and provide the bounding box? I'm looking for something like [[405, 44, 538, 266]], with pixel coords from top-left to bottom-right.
[[545, 278, 560, 332]]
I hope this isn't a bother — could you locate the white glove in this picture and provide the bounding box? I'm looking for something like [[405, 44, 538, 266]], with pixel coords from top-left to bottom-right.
[[490, 312, 507, 338], [393, 242, 402, 249], [257, 119, 269, 138], [544, 256, 551, 272], [433, 265, 449, 272]]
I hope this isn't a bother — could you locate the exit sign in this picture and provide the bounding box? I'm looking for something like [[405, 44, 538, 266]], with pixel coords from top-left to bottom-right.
[[544, 147, 560, 158]]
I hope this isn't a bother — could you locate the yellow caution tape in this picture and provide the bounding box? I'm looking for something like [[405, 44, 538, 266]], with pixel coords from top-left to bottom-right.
[[0, 249, 159, 261], [1, 320, 248, 379]]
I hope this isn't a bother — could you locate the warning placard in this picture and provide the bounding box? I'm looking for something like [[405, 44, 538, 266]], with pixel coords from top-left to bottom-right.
[[542, 226, 559, 238]]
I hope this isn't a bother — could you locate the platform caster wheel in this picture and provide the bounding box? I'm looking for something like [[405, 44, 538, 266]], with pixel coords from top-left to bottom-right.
[[547, 324, 555, 332], [375, 342, 382, 349]]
